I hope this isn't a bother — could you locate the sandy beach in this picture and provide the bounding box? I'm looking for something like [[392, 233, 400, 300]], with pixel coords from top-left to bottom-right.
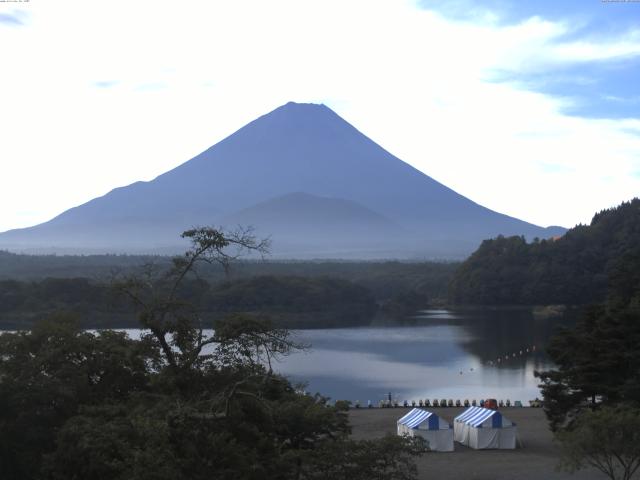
[[349, 407, 605, 480]]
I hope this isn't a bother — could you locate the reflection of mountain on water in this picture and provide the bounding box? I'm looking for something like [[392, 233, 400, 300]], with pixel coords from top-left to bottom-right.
[[292, 326, 471, 366], [278, 308, 580, 401], [292, 307, 577, 370], [413, 307, 579, 371]]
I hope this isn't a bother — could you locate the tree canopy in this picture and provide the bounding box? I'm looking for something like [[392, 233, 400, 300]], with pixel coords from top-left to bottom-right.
[[531, 203, 640, 478], [0, 227, 425, 479], [556, 406, 640, 480], [449, 198, 640, 305]]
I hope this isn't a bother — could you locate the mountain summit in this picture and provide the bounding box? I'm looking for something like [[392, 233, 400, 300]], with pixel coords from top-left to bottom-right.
[[0, 102, 564, 258]]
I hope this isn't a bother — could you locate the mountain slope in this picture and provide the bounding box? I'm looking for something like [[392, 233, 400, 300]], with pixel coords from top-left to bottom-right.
[[223, 192, 399, 233], [0, 102, 565, 257], [220, 192, 408, 257]]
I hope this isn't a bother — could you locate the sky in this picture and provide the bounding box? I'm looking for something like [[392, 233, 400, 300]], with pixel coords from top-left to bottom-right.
[[0, 0, 639, 232]]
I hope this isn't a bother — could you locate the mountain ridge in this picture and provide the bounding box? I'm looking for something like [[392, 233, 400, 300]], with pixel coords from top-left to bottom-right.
[[0, 101, 566, 258]]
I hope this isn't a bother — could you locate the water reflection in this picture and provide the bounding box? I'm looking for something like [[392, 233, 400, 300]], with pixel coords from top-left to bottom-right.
[[276, 308, 576, 404]]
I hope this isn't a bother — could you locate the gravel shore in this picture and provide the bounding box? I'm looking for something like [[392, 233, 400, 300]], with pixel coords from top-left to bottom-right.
[[349, 407, 605, 480]]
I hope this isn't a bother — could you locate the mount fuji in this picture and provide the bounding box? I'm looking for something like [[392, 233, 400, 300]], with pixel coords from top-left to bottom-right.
[[0, 102, 564, 258]]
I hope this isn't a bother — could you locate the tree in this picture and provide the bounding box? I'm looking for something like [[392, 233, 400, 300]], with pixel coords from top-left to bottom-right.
[[557, 406, 640, 480], [449, 198, 640, 306], [0, 314, 155, 480], [300, 435, 426, 480], [536, 305, 640, 431], [1, 226, 426, 479], [112, 226, 270, 373], [181, 225, 271, 279]]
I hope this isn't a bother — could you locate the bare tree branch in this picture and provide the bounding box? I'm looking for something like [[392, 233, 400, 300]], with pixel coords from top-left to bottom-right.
[[112, 226, 271, 372]]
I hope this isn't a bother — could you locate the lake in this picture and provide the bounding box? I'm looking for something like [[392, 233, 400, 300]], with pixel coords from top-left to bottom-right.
[[113, 307, 574, 406], [275, 308, 574, 406]]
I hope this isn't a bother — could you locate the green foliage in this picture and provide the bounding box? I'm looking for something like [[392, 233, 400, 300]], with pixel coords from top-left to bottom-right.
[[557, 406, 640, 480], [207, 275, 377, 327], [449, 198, 640, 305], [0, 314, 155, 479], [0, 277, 133, 329], [0, 262, 453, 330], [0, 277, 115, 313], [0, 227, 424, 479], [180, 225, 270, 279], [536, 305, 640, 431], [0, 313, 419, 480], [213, 314, 306, 372], [0, 274, 377, 330], [379, 289, 429, 319], [43, 403, 182, 480], [0, 253, 456, 329], [300, 435, 426, 480], [532, 202, 640, 475]]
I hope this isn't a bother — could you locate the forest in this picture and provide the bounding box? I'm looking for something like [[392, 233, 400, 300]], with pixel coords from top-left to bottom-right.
[[0, 251, 455, 299], [0, 228, 426, 480], [448, 199, 640, 306], [0, 275, 374, 330], [531, 202, 640, 479], [439, 198, 640, 477], [0, 255, 457, 330]]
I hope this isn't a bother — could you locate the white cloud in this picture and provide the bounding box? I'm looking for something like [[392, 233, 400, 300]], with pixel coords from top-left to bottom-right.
[[0, 0, 639, 233], [552, 31, 640, 63]]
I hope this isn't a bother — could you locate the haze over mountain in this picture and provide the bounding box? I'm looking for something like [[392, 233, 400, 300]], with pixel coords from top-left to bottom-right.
[[0, 102, 565, 258]]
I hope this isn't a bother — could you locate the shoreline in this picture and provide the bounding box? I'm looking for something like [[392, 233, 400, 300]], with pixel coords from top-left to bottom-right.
[[349, 407, 602, 480]]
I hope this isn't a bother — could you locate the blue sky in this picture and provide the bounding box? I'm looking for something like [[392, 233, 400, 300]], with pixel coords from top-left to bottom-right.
[[499, 60, 640, 119], [422, 0, 640, 119], [0, 0, 639, 232]]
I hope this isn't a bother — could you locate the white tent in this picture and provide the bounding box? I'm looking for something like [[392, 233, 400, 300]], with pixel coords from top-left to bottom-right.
[[397, 408, 454, 452], [454, 406, 517, 449]]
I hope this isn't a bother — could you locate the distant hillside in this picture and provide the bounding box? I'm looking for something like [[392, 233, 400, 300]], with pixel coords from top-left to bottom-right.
[[0, 275, 377, 330], [0, 251, 457, 308], [448, 199, 640, 306], [221, 192, 407, 257], [0, 102, 564, 258]]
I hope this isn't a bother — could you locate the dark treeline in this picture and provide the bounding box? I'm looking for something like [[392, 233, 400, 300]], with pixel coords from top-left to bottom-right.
[[534, 262, 640, 478], [441, 199, 640, 476], [531, 204, 640, 479], [0, 276, 377, 330], [0, 256, 457, 330], [0, 252, 456, 301], [0, 228, 425, 480], [207, 276, 377, 328], [0, 250, 164, 280], [449, 199, 640, 305]]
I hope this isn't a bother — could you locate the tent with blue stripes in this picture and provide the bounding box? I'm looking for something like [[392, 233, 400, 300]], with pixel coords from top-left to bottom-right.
[[397, 408, 454, 452], [454, 406, 517, 449]]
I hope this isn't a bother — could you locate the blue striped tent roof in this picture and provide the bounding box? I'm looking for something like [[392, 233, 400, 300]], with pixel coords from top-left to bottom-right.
[[455, 407, 513, 428], [397, 408, 442, 430], [454, 406, 483, 422]]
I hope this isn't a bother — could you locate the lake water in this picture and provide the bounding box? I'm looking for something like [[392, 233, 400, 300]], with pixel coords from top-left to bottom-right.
[[113, 307, 574, 406], [275, 308, 574, 406]]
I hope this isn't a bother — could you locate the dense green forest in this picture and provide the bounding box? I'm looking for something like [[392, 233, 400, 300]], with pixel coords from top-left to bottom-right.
[[0, 228, 425, 480], [0, 255, 456, 330], [449, 199, 640, 305], [0, 251, 455, 301], [0, 275, 377, 330], [531, 204, 640, 479]]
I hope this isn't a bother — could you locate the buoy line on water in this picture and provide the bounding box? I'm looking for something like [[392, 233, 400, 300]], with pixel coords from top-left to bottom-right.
[[456, 344, 538, 376], [486, 344, 537, 367], [348, 345, 543, 409]]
